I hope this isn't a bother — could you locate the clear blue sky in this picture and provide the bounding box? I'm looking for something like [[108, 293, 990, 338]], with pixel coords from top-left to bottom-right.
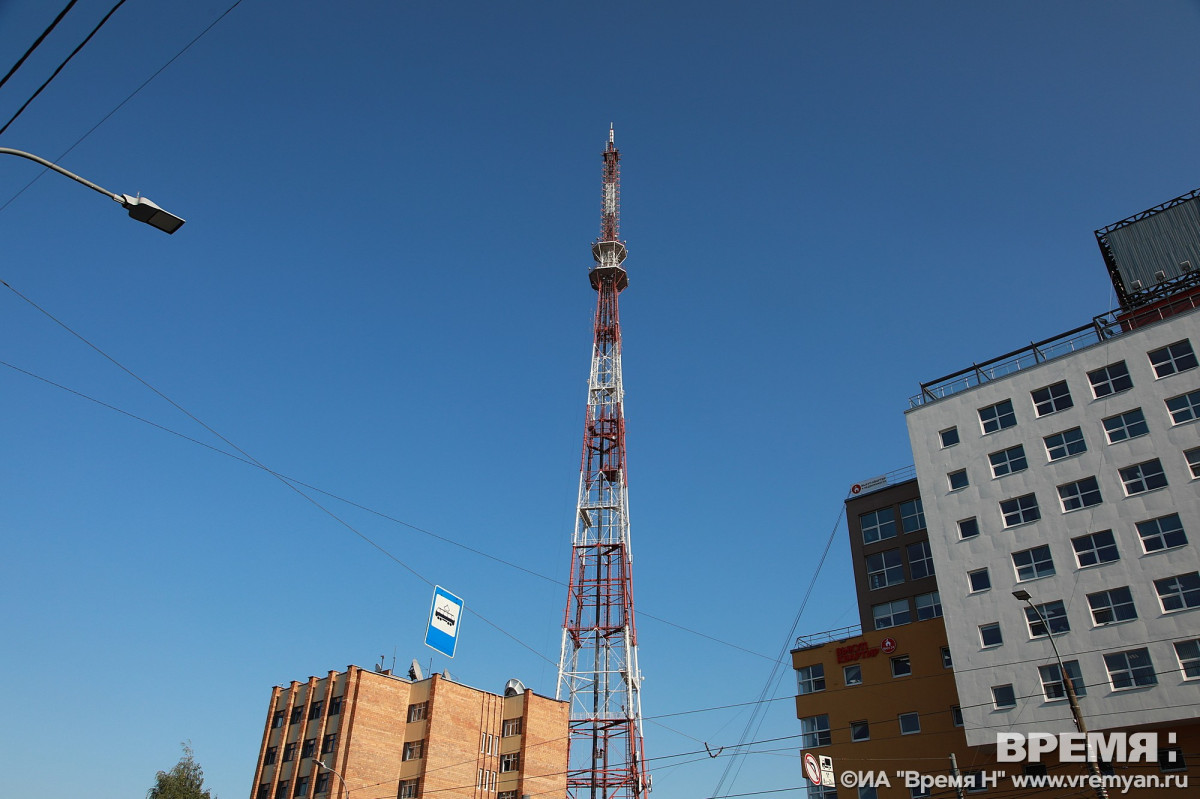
[[1, 2, 1198, 798]]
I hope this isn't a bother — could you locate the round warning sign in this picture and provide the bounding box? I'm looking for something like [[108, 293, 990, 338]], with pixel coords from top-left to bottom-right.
[[803, 752, 821, 786], [881, 637, 897, 654]]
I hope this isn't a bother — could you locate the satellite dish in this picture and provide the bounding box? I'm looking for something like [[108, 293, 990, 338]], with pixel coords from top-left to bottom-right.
[[504, 678, 526, 697], [442, 669, 453, 682], [409, 660, 424, 681]]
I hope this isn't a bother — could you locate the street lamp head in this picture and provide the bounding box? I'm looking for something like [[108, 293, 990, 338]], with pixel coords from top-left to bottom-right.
[[121, 194, 185, 234], [1012, 589, 1032, 602]]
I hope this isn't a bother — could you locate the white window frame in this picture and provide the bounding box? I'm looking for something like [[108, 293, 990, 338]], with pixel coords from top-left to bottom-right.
[[990, 444, 1028, 477], [1045, 427, 1086, 461], [1102, 408, 1149, 443], [1120, 459, 1168, 495], [1155, 572, 1200, 612], [992, 684, 1016, 709], [1174, 639, 1200, 680], [979, 622, 1002, 648], [1104, 648, 1157, 690], [1001, 493, 1040, 527], [1167, 389, 1200, 424], [1072, 530, 1119, 567], [1088, 360, 1133, 398], [1032, 380, 1073, 416], [796, 663, 825, 695], [1058, 476, 1102, 511], [1138, 513, 1188, 552], [979, 399, 1016, 434], [898, 712, 920, 735], [1012, 545, 1055, 581], [866, 548, 905, 590], [1024, 600, 1069, 637], [1149, 339, 1198, 378], [800, 714, 831, 748], [1087, 586, 1137, 625], [968, 568, 991, 593]]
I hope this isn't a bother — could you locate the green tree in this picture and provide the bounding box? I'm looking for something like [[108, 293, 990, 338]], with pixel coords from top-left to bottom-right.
[[148, 743, 215, 799]]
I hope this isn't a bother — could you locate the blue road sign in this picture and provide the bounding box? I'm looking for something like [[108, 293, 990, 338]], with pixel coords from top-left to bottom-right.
[[424, 586, 464, 658]]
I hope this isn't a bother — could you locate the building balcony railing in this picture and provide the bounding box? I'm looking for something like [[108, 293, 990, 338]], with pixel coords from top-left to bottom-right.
[[794, 624, 862, 652], [908, 293, 1200, 408]]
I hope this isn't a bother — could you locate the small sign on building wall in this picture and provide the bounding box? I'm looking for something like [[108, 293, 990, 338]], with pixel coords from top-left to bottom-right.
[[424, 586, 464, 658]]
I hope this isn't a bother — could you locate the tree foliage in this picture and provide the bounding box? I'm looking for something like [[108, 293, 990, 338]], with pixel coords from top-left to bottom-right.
[[148, 743, 215, 799]]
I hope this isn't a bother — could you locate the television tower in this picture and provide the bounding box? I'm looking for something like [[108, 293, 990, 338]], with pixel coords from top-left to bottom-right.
[[556, 126, 649, 799]]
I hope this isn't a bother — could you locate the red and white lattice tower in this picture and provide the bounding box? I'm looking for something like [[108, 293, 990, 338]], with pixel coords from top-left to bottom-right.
[[556, 127, 649, 799]]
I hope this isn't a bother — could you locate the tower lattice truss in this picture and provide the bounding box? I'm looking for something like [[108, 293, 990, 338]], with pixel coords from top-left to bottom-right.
[[557, 128, 649, 799]]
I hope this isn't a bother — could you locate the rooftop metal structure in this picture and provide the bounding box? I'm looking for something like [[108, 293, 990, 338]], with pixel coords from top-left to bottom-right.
[[908, 296, 1200, 408]]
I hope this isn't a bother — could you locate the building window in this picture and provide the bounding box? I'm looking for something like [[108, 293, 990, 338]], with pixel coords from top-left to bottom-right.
[[294, 777, 310, 798], [272, 710, 285, 729], [1039, 660, 1085, 700], [407, 702, 427, 722], [796, 664, 825, 695], [1159, 748, 1186, 773], [283, 743, 297, 763], [979, 622, 1003, 647], [858, 787, 879, 799], [916, 591, 942, 620], [941, 646, 953, 668], [1186, 447, 1200, 478], [1001, 493, 1040, 527], [1058, 476, 1102, 511], [398, 780, 419, 799], [314, 773, 330, 794], [900, 498, 926, 533], [891, 655, 912, 677], [1012, 545, 1055, 581], [1104, 648, 1157, 689], [968, 568, 991, 593], [258, 784, 270, 799], [321, 734, 336, 755], [275, 781, 290, 799], [948, 469, 969, 490], [500, 752, 520, 772], [951, 706, 963, 727], [328, 696, 342, 716], [992, 684, 1017, 709], [911, 786, 932, 799], [1174, 639, 1200, 680], [1024, 600, 1069, 637], [499, 793, 518, 799], [990, 444, 1028, 478], [301, 738, 316, 759], [1087, 586, 1137, 625], [1167, 389, 1200, 424], [800, 714, 831, 748], [502, 718, 522, 737], [290, 706, 304, 724], [872, 599, 911, 630], [1155, 572, 1200, 612], [844, 664, 862, 686], [403, 740, 424, 761], [1032, 381, 1073, 416], [850, 720, 870, 742], [1045, 427, 1086, 460], [898, 712, 920, 734], [979, 399, 1016, 433], [907, 541, 935, 580], [1088, 360, 1133, 398], [1137, 513, 1188, 552], [1120, 458, 1168, 495], [263, 746, 278, 766], [940, 427, 960, 447], [1102, 408, 1149, 443], [308, 701, 323, 720], [860, 508, 897, 544], [1072, 530, 1119, 567], [1149, 339, 1198, 377], [808, 787, 837, 799], [958, 517, 979, 539], [866, 549, 905, 590]]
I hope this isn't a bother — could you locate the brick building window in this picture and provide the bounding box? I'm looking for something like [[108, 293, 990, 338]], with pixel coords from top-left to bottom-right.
[[275, 781, 290, 799], [321, 734, 337, 755], [502, 718, 522, 737], [264, 746, 277, 766], [293, 776, 309, 798], [290, 706, 304, 724], [301, 738, 316, 759], [308, 701, 323, 720], [398, 779, 419, 798], [406, 702, 427, 722], [403, 740, 424, 761], [328, 696, 342, 716], [257, 784, 270, 799], [272, 710, 285, 729], [283, 743, 296, 762], [314, 773, 330, 794], [500, 752, 520, 772]]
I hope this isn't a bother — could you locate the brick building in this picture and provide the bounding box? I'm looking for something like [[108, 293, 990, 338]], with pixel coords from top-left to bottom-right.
[[249, 665, 567, 799]]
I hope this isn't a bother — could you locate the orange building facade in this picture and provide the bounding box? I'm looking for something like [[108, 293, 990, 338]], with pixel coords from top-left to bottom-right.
[[249, 666, 568, 799]]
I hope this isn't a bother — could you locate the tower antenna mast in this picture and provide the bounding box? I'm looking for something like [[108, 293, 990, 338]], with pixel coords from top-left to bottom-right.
[[556, 127, 649, 799]]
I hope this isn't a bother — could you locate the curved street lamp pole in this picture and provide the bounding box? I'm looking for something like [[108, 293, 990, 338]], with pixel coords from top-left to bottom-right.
[[1013, 589, 1109, 799], [315, 759, 349, 799], [0, 147, 185, 233]]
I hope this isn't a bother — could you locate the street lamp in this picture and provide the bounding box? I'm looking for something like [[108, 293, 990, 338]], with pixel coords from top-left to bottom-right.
[[1013, 589, 1109, 799], [0, 147, 184, 233], [315, 759, 349, 798]]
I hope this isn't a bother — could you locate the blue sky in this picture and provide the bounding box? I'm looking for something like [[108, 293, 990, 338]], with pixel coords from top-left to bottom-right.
[[1, 2, 1199, 798]]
